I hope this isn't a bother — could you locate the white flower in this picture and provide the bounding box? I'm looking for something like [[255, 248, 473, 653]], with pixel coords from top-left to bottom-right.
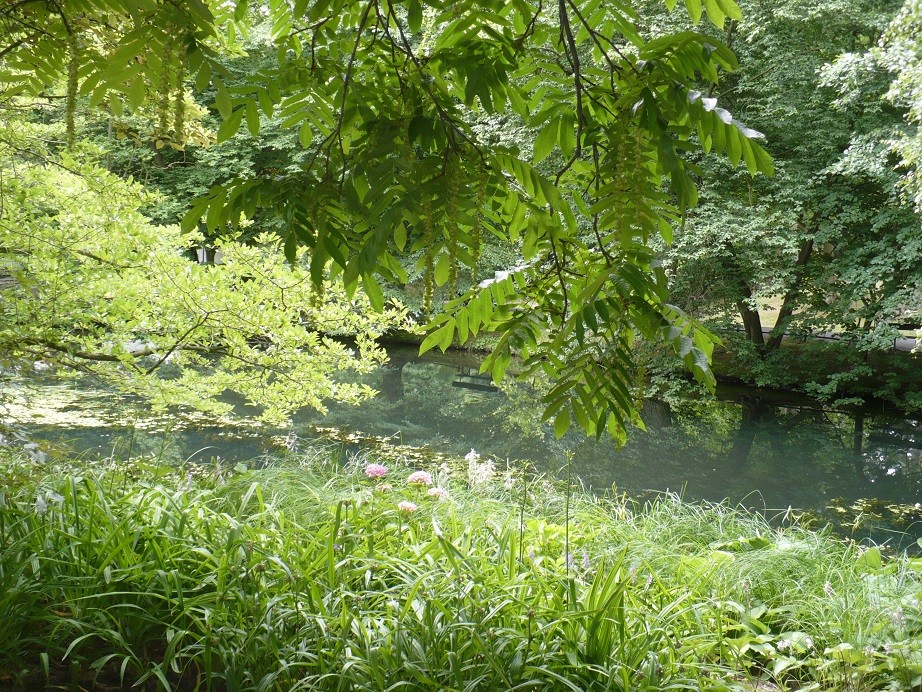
[[467, 452, 495, 487]]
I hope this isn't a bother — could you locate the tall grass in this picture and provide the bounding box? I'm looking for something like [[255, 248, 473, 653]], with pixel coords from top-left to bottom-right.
[[1, 447, 921, 691]]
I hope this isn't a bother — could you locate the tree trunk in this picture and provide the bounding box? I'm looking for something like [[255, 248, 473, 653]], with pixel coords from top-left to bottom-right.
[[736, 283, 765, 346], [766, 239, 814, 351], [852, 412, 864, 456], [641, 398, 672, 429], [381, 357, 408, 401]]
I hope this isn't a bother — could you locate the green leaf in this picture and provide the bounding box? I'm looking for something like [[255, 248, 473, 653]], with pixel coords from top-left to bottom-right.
[[434, 252, 450, 287], [716, 0, 742, 21], [283, 233, 298, 264], [361, 274, 384, 311], [703, 0, 725, 28], [684, 0, 702, 23], [394, 221, 407, 251], [245, 100, 260, 137], [216, 108, 244, 143], [195, 61, 212, 92], [214, 80, 232, 119], [727, 128, 741, 166], [420, 323, 446, 354], [420, 322, 454, 353], [855, 547, 882, 571], [533, 118, 558, 163], [559, 115, 576, 159], [407, 0, 423, 33], [751, 142, 774, 176], [554, 408, 571, 438], [127, 79, 146, 111], [298, 121, 312, 148]]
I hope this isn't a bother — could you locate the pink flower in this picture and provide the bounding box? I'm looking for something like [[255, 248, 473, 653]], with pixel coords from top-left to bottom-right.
[[364, 463, 388, 479], [407, 470, 433, 486], [397, 500, 417, 513], [427, 487, 448, 500]]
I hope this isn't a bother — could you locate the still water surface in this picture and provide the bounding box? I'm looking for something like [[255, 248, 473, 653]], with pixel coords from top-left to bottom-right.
[[12, 346, 922, 521]]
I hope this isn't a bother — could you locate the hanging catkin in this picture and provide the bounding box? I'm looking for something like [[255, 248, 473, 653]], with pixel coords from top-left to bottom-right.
[[173, 58, 186, 144], [446, 164, 460, 293], [471, 166, 485, 282], [422, 197, 435, 315], [65, 30, 80, 149], [157, 38, 174, 140]]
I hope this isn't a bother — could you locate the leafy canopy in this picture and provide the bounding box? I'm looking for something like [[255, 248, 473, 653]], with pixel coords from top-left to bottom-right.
[[0, 0, 772, 439], [0, 122, 413, 423]]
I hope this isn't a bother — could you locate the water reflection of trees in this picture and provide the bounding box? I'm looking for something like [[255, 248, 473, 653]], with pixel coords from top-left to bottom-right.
[[23, 348, 920, 513], [310, 353, 922, 510]]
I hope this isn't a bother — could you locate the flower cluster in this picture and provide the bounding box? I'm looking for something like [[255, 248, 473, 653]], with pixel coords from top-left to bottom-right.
[[364, 463, 388, 479], [466, 449, 495, 487], [407, 470, 432, 486]]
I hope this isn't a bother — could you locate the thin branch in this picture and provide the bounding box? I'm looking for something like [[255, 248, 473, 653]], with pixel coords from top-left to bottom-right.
[[383, 0, 483, 156], [591, 142, 613, 265], [334, 0, 375, 181], [19, 337, 155, 366], [144, 313, 211, 374], [0, 37, 27, 61], [548, 236, 569, 320], [558, 0, 583, 157], [563, 0, 620, 74]]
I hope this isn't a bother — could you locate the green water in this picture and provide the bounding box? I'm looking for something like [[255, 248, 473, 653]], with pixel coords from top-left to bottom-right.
[[8, 346, 922, 540]]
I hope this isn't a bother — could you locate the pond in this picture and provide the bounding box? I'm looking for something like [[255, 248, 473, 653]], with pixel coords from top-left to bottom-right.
[[6, 345, 922, 545]]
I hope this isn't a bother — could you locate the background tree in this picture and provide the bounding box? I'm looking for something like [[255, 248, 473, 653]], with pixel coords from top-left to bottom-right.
[[0, 118, 413, 423], [651, 0, 921, 396]]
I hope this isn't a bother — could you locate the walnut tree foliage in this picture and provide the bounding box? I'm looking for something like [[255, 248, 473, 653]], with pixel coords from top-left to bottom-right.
[[0, 0, 774, 440]]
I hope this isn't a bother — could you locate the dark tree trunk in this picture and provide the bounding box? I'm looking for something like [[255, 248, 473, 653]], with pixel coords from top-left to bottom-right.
[[736, 283, 765, 346], [766, 239, 814, 351], [852, 412, 864, 456], [380, 357, 408, 401], [641, 398, 672, 429]]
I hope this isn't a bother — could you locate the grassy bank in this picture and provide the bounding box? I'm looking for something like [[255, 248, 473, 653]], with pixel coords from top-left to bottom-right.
[[1, 447, 921, 690]]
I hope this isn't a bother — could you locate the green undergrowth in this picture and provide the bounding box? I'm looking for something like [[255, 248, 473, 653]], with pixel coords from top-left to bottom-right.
[[1, 446, 921, 691], [711, 337, 922, 412]]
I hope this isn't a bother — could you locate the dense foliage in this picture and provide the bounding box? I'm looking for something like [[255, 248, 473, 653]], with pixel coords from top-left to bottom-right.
[[2, 448, 921, 690], [0, 119, 413, 423], [0, 0, 778, 440], [660, 0, 921, 349]]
